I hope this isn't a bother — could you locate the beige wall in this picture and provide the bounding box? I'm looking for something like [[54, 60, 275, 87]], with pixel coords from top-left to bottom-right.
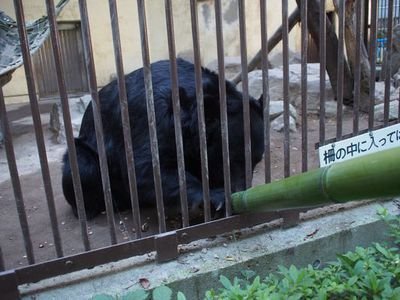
[[1, 0, 300, 103]]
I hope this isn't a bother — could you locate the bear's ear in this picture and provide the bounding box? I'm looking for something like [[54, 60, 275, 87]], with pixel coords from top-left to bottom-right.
[[177, 87, 191, 110], [203, 94, 220, 121], [257, 94, 264, 109], [248, 94, 264, 118]]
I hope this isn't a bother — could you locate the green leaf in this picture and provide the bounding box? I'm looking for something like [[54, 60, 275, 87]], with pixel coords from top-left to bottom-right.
[[337, 254, 355, 269], [348, 276, 358, 286], [122, 289, 148, 300], [91, 295, 115, 300], [375, 243, 391, 259], [219, 275, 233, 290], [289, 265, 299, 283], [152, 286, 172, 300], [241, 269, 256, 281], [177, 291, 186, 300]]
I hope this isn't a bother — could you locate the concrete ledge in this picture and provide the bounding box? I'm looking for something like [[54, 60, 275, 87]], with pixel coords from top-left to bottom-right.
[[21, 200, 398, 299]]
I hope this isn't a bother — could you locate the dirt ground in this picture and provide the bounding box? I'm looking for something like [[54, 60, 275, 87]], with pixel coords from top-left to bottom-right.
[[0, 99, 370, 270]]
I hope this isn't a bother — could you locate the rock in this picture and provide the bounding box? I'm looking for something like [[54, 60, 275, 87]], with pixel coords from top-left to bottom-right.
[[324, 101, 338, 119], [394, 69, 400, 88], [77, 95, 91, 114], [381, 24, 400, 78], [48, 95, 92, 143], [206, 56, 242, 80], [374, 100, 399, 122], [374, 82, 399, 104], [177, 49, 196, 64], [269, 100, 298, 120], [49, 103, 64, 144], [268, 50, 301, 68], [240, 64, 335, 113], [270, 114, 297, 133]]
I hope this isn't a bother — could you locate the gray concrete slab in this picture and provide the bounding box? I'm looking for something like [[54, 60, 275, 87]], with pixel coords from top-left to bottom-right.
[[20, 200, 398, 299]]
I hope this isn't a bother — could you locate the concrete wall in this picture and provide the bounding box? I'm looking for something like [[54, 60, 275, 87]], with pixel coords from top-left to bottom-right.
[[1, 0, 300, 103]]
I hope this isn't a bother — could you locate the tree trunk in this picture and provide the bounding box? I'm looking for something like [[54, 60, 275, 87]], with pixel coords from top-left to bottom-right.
[[333, 0, 371, 112], [296, 0, 354, 105]]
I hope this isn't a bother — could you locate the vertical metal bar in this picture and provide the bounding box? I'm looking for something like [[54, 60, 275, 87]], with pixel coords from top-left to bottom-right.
[[238, 0, 252, 188], [78, 0, 117, 244], [337, 0, 344, 140], [369, 0, 378, 130], [383, 0, 394, 126], [0, 246, 4, 271], [45, 0, 89, 252], [260, 0, 271, 183], [301, 0, 308, 172], [189, 0, 211, 221], [136, 0, 166, 232], [107, 0, 142, 237], [353, 0, 363, 134], [363, 0, 370, 47], [319, 0, 326, 144], [13, 0, 64, 257], [214, 0, 232, 216], [282, 0, 290, 178], [0, 87, 35, 264], [164, 0, 189, 227]]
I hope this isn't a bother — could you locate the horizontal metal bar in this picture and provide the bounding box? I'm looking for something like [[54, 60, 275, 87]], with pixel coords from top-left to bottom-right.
[[0, 270, 20, 299], [14, 236, 154, 285], [10, 209, 300, 285]]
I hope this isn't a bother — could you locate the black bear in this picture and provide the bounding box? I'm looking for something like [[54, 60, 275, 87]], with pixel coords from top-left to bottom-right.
[[62, 59, 264, 220]]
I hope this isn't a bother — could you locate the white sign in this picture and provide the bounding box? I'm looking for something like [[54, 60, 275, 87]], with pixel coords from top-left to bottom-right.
[[319, 123, 400, 167]]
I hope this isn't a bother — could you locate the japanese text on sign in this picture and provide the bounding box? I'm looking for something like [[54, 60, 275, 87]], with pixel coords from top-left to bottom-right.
[[319, 123, 400, 167]]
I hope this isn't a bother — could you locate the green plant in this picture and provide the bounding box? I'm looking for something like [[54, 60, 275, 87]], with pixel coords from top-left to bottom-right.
[[205, 209, 400, 299], [91, 286, 186, 300], [92, 208, 400, 300]]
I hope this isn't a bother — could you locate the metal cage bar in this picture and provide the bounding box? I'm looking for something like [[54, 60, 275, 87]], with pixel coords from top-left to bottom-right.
[[136, 0, 166, 232], [107, 0, 142, 238], [301, 0, 308, 172], [164, 0, 190, 227], [353, 0, 363, 134], [189, 0, 211, 222], [0, 86, 35, 265], [238, 0, 252, 188], [383, 0, 394, 126], [282, 0, 291, 178], [260, 0, 271, 183], [13, 0, 63, 258], [319, 0, 326, 145], [214, 0, 232, 216], [369, 0, 378, 130], [336, 0, 345, 140], [0, 246, 4, 271], [78, 0, 117, 244], [45, 0, 90, 251]]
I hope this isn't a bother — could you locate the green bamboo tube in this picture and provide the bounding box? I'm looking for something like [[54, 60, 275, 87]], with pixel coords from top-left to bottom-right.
[[232, 147, 400, 213]]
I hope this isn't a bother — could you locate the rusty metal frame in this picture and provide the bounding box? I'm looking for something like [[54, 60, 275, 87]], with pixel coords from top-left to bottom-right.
[[1, 0, 399, 296], [0, 209, 304, 290]]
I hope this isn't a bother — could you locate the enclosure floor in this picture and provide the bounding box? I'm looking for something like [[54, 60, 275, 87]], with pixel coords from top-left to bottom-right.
[[0, 100, 371, 270]]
